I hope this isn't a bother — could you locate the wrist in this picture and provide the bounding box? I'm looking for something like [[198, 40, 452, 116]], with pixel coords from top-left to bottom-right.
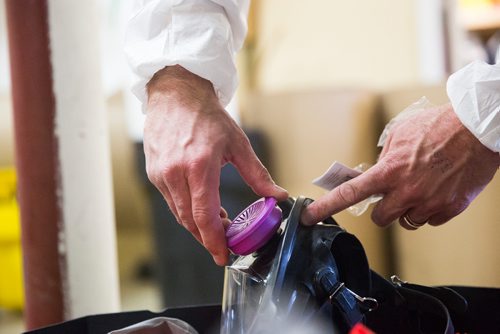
[[445, 104, 500, 164], [146, 65, 218, 109]]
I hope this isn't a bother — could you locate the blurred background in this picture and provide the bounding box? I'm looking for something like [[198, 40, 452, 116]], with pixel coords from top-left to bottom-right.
[[1, 0, 499, 332]]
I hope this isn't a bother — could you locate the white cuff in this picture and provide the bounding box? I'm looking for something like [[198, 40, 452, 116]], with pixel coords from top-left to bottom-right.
[[447, 61, 500, 153], [124, 0, 249, 111]]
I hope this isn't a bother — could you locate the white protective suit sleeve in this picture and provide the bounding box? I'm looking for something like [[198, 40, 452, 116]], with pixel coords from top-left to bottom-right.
[[447, 61, 500, 153], [124, 0, 250, 109]]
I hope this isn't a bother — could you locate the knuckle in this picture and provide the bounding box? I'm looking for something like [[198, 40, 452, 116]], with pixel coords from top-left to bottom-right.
[[177, 212, 191, 225], [376, 162, 393, 181], [145, 164, 162, 186], [379, 155, 401, 175], [172, 197, 187, 212], [337, 182, 359, 205], [192, 209, 213, 229], [237, 135, 253, 151], [190, 154, 214, 168], [254, 164, 271, 182], [160, 163, 181, 181], [378, 155, 408, 183]]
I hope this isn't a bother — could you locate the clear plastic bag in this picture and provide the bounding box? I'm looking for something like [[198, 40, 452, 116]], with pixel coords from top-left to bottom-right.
[[314, 97, 434, 217], [108, 317, 198, 334], [346, 163, 383, 216], [377, 96, 434, 147]]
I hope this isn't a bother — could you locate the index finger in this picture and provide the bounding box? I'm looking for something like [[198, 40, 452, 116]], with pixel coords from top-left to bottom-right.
[[302, 164, 387, 225]]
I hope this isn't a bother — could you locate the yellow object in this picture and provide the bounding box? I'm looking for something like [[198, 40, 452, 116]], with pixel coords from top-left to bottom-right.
[[0, 168, 24, 310]]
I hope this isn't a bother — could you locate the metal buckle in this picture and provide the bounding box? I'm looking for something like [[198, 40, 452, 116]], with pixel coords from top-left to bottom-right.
[[391, 275, 407, 287], [328, 282, 379, 312], [344, 286, 379, 312]]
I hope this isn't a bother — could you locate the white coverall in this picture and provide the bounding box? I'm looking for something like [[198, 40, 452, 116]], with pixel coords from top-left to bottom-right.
[[124, 0, 500, 153]]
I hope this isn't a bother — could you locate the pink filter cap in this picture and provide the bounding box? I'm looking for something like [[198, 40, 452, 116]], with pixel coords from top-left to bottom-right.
[[226, 197, 282, 255]]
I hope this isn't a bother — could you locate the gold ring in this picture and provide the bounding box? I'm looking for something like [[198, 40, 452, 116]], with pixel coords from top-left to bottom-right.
[[402, 214, 428, 229]]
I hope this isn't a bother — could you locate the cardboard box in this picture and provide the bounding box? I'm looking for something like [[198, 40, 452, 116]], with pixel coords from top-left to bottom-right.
[[244, 89, 390, 275]]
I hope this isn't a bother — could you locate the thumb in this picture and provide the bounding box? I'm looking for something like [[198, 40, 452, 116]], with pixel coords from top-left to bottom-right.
[[302, 165, 385, 225], [231, 141, 288, 201]]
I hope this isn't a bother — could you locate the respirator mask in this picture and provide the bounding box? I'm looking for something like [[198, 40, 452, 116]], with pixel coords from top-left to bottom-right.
[[221, 196, 377, 334]]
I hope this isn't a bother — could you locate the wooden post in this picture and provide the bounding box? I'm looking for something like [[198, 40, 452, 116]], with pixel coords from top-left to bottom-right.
[[5, 0, 64, 328], [6, 0, 120, 329]]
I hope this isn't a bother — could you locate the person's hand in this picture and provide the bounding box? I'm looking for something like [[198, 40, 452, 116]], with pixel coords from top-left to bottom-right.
[[302, 103, 499, 229], [144, 65, 288, 265]]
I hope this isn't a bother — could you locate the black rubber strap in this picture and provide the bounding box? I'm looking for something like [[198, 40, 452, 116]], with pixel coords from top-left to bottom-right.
[[397, 286, 455, 334], [444, 286, 500, 333], [367, 271, 454, 334]]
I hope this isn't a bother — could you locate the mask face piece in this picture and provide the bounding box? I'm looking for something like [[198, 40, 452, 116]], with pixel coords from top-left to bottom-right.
[[221, 197, 373, 334]]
